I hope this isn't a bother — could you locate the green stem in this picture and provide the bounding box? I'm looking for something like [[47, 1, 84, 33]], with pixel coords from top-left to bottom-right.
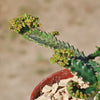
[[88, 46, 100, 59], [27, 28, 85, 57]]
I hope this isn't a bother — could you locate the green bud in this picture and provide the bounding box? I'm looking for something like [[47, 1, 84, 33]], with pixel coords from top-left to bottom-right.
[[49, 57, 55, 64]]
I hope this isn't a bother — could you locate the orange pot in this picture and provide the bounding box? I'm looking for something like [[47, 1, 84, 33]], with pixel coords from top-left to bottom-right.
[[30, 69, 73, 100]]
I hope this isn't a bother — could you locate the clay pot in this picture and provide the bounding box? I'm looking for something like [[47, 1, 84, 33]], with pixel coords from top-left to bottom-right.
[[30, 69, 73, 100]]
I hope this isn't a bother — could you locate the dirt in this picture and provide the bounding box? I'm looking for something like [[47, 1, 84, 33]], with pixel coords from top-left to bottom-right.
[[0, 0, 100, 100]]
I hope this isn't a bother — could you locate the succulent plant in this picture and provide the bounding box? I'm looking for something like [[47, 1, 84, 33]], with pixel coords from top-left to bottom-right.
[[9, 13, 100, 100]]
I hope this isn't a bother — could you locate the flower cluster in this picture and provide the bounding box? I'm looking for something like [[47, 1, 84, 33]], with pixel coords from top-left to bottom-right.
[[51, 31, 59, 36], [49, 49, 74, 67], [9, 13, 41, 33], [67, 80, 87, 99]]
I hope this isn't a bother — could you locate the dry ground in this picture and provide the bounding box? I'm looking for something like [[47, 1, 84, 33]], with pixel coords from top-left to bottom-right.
[[0, 0, 100, 100]]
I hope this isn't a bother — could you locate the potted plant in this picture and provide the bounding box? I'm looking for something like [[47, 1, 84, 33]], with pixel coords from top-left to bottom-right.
[[9, 13, 100, 100]]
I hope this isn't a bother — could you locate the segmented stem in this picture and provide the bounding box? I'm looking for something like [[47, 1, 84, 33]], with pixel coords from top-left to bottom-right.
[[27, 28, 84, 57]]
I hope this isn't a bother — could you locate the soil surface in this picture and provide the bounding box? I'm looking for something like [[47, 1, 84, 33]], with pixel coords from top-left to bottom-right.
[[0, 0, 100, 100]]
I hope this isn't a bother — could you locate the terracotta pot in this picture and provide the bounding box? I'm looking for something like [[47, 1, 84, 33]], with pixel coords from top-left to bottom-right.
[[30, 69, 73, 100]]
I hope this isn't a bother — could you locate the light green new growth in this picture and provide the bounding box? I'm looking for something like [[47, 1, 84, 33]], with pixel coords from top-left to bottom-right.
[[49, 49, 74, 66], [9, 13, 100, 100]]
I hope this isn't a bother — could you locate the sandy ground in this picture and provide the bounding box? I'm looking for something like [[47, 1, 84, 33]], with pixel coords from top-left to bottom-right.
[[0, 0, 100, 100]]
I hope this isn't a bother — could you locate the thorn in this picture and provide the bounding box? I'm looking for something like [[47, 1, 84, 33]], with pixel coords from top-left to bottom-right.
[[87, 82, 90, 85], [90, 68, 93, 70], [96, 46, 99, 51], [72, 57, 75, 60], [78, 59, 81, 62], [97, 85, 100, 89], [79, 77, 83, 80], [73, 93, 75, 96], [84, 94, 87, 97], [68, 67, 71, 70], [76, 92, 79, 96], [77, 84, 80, 88], [82, 66, 85, 69], [95, 72, 97, 75], [70, 90, 73, 93], [88, 93, 91, 96], [92, 91, 95, 94], [84, 64, 86, 66], [80, 77, 83, 80], [75, 72, 78, 75]]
